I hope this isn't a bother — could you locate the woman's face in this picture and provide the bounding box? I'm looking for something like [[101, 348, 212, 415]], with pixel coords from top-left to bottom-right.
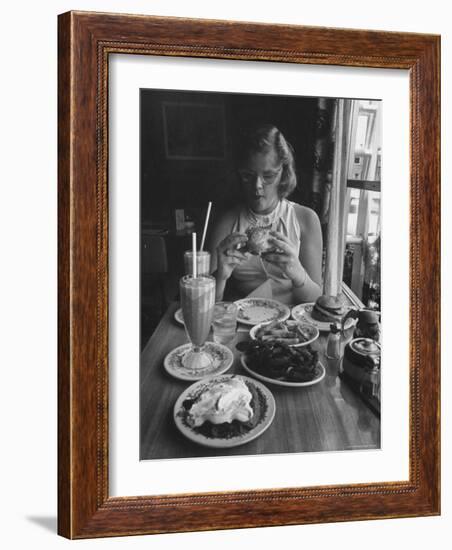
[[239, 148, 283, 214]]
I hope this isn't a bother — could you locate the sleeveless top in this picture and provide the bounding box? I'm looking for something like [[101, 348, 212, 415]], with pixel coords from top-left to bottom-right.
[[229, 199, 301, 305]]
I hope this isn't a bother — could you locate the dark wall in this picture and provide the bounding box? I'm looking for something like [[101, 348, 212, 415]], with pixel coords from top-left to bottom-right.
[[140, 88, 318, 234]]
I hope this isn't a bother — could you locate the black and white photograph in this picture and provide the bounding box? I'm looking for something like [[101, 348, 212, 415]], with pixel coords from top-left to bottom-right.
[[140, 88, 382, 460], [0, 0, 445, 544]]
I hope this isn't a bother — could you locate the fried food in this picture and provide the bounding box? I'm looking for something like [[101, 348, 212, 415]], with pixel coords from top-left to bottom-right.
[[254, 320, 317, 346], [237, 340, 321, 383]]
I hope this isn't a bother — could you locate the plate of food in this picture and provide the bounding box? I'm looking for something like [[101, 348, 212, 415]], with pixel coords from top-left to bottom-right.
[[234, 298, 290, 327], [291, 296, 355, 332], [164, 342, 234, 381], [238, 340, 325, 387], [249, 319, 319, 347], [174, 374, 276, 448]]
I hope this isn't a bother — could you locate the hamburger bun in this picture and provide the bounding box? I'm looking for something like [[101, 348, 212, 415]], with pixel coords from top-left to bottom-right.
[[243, 226, 274, 255], [311, 294, 347, 323]]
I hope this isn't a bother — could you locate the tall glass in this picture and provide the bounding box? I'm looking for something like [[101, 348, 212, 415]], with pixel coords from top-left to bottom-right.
[[184, 250, 211, 276], [179, 274, 216, 369]]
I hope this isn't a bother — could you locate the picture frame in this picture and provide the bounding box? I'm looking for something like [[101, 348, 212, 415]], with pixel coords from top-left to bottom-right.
[[58, 11, 440, 539]]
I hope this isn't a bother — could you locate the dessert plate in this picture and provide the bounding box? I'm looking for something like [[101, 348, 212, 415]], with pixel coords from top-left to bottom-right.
[[173, 374, 275, 448], [164, 342, 233, 381]]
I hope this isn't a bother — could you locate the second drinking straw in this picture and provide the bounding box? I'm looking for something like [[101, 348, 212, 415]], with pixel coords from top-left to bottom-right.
[[192, 232, 197, 278], [200, 201, 212, 252]]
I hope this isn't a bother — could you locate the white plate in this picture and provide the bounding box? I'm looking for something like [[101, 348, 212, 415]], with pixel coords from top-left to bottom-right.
[[174, 308, 184, 325], [164, 342, 233, 381], [234, 298, 290, 326], [249, 319, 319, 347], [173, 374, 276, 448], [240, 354, 326, 388], [291, 302, 355, 332]]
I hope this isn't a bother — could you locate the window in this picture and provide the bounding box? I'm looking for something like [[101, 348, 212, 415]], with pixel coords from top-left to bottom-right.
[[343, 100, 381, 305]]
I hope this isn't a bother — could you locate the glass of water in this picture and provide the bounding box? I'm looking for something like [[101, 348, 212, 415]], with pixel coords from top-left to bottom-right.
[[212, 302, 238, 345]]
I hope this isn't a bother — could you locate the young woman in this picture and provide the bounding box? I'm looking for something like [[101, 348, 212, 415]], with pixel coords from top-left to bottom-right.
[[208, 124, 323, 305]]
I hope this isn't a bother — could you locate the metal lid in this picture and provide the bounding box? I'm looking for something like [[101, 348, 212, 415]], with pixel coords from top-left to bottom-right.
[[358, 309, 380, 325], [349, 338, 381, 356]]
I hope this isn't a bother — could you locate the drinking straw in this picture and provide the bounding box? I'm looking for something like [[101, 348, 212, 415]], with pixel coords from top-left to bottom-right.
[[192, 232, 197, 278], [200, 201, 212, 252]]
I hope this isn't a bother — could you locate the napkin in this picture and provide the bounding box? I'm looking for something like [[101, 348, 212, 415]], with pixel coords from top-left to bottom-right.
[[245, 279, 273, 300]]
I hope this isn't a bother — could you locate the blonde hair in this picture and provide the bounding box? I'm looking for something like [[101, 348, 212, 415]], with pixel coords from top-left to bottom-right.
[[236, 124, 297, 198]]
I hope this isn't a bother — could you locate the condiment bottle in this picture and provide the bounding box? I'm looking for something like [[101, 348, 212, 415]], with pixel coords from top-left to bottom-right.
[[326, 323, 342, 360]]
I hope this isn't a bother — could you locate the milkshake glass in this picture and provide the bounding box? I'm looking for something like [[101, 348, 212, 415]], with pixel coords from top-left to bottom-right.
[[180, 274, 215, 369], [184, 250, 211, 276]]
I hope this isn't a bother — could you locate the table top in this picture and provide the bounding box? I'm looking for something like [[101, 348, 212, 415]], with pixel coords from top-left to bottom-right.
[[140, 301, 380, 460]]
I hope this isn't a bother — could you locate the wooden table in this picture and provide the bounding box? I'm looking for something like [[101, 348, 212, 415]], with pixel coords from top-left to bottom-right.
[[140, 302, 380, 459]]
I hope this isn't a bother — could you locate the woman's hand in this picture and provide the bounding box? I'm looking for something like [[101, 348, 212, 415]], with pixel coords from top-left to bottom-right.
[[263, 230, 307, 286], [216, 232, 249, 282]]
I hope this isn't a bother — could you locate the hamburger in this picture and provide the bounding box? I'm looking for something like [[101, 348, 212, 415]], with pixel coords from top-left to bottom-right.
[[242, 226, 274, 255], [311, 294, 347, 324]]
